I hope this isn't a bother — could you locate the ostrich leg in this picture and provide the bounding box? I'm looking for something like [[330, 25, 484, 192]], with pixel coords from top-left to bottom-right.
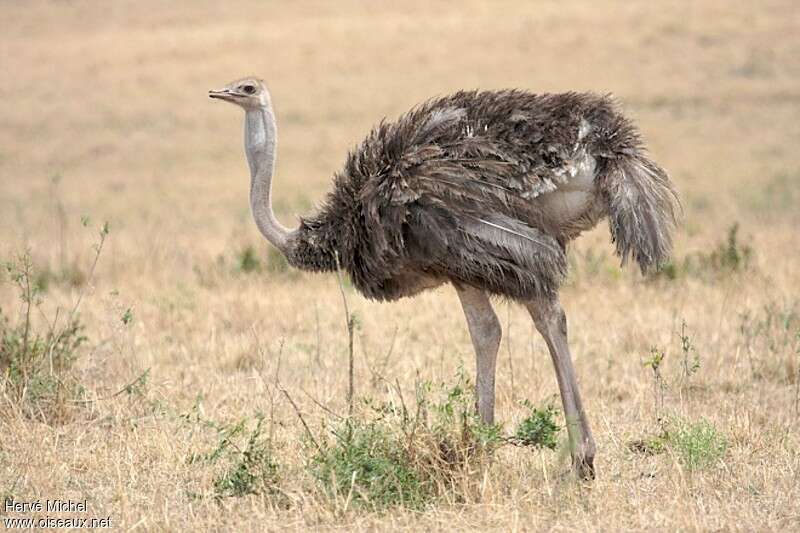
[[455, 285, 502, 425], [526, 294, 596, 479]]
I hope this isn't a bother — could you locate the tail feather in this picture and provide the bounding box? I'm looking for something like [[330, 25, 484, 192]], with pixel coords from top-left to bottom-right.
[[602, 153, 681, 273]]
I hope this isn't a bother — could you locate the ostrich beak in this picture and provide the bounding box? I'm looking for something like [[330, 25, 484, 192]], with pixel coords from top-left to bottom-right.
[[208, 88, 237, 102]]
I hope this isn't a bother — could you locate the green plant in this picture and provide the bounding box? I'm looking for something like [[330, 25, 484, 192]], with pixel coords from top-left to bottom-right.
[[193, 414, 280, 499], [511, 400, 560, 450], [235, 245, 288, 275], [650, 223, 754, 281], [213, 416, 280, 498], [670, 418, 727, 470], [644, 347, 666, 420], [1, 256, 87, 421], [678, 320, 700, 382], [423, 373, 504, 468], [236, 245, 263, 274], [677, 320, 701, 405], [311, 418, 427, 509], [121, 307, 134, 326], [32, 262, 87, 293], [0, 299, 86, 418], [565, 247, 620, 285], [308, 371, 508, 510], [629, 417, 727, 470], [707, 223, 751, 273], [653, 260, 680, 281], [741, 172, 800, 215], [427, 373, 499, 445], [0, 220, 108, 422]]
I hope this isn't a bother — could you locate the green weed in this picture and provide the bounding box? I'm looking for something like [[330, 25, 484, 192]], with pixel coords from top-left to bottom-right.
[[0, 221, 108, 422], [311, 418, 427, 509], [192, 414, 280, 499], [236, 245, 263, 274], [651, 223, 753, 281], [310, 371, 507, 510], [511, 400, 560, 450], [1, 255, 87, 421], [678, 320, 700, 382], [32, 262, 87, 293], [235, 245, 289, 275], [670, 418, 727, 470], [307, 371, 563, 510], [630, 417, 727, 470], [213, 416, 279, 498], [643, 347, 667, 420]]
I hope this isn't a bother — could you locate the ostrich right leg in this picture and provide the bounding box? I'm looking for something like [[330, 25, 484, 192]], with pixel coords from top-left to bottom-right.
[[526, 294, 596, 480], [455, 285, 502, 425]]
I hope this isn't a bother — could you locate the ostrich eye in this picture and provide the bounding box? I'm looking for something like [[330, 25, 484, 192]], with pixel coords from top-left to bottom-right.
[[242, 85, 256, 95]]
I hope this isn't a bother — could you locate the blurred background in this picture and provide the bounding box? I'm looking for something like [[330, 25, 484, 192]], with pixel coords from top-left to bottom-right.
[[2, 0, 797, 269]]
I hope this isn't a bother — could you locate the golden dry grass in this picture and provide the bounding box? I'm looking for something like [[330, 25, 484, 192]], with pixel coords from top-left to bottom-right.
[[1, 0, 799, 530]]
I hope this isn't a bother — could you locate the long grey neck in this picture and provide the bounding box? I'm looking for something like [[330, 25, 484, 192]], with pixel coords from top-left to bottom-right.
[[244, 105, 293, 254]]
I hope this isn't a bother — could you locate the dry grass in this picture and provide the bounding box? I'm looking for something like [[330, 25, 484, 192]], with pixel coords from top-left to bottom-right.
[[1, 0, 800, 530]]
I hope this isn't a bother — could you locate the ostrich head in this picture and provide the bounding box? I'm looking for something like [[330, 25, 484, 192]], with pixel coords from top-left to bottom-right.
[[208, 77, 270, 110]]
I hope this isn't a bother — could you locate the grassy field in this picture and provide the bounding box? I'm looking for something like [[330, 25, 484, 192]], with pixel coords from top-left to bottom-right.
[[1, 0, 799, 530]]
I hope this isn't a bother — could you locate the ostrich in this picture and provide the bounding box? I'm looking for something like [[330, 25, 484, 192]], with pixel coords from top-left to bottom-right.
[[209, 78, 680, 479]]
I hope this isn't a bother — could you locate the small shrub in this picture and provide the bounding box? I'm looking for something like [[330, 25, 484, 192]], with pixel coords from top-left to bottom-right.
[[425, 373, 504, 457], [235, 245, 289, 275], [670, 418, 727, 470], [194, 414, 280, 499], [311, 419, 427, 509], [236, 245, 263, 274], [309, 371, 508, 510], [33, 262, 87, 293], [650, 223, 753, 281], [1, 221, 108, 422], [706, 223, 752, 273], [653, 260, 680, 281], [511, 400, 560, 450], [630, 417, 727, 470], [1, 255, 89, 421]]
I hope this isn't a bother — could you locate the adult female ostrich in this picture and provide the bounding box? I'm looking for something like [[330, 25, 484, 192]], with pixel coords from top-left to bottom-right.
[[209, 77, 680, 479]]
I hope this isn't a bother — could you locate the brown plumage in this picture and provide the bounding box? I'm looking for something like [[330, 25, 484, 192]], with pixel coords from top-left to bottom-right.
[[210, 79, 680, 480], [286, 90, 680, 300]]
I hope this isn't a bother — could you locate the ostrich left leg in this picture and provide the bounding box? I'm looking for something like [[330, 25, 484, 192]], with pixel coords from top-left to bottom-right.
[[526, 294, 596, 480], [455, 284, 502, 425]]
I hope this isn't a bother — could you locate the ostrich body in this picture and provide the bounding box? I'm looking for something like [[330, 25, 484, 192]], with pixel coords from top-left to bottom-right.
[[210, 78, 680, 479]]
